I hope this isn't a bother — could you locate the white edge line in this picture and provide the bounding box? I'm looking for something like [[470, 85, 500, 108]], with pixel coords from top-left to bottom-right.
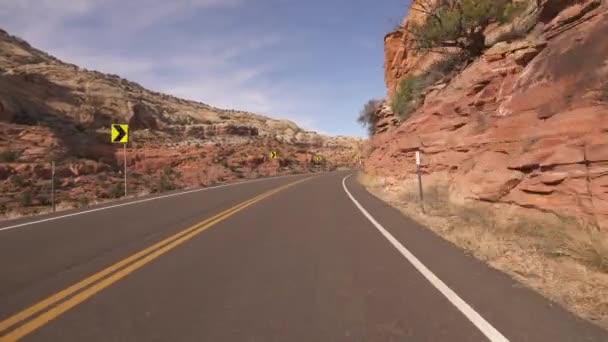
[[342, 174, 509, 342], [0, 173, 307, 233]]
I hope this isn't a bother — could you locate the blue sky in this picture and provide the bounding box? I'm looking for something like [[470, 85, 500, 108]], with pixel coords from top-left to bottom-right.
[[0, 0, 409, 137]]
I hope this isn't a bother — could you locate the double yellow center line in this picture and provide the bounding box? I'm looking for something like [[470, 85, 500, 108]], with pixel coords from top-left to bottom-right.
[[0, 178, 310, 341]]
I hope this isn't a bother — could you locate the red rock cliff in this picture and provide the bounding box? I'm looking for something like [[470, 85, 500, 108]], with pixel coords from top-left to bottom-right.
[[368, 0, 608, 229]]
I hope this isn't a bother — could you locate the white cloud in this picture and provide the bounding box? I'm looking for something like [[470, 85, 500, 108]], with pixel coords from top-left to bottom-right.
[[0, 0, 321, 132], [0, 0, 243, 44]]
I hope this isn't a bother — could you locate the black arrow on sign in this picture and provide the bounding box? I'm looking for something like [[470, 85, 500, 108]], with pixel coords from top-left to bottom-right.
[[113, 125, 126, 142]]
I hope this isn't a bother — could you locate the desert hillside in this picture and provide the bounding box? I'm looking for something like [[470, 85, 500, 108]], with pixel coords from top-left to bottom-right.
[[0, 29, 362, 217], [365, 0, 608, 229]]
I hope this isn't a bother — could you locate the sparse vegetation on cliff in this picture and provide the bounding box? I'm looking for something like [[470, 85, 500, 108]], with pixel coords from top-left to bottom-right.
[[408, 0, 529, 56], [357, 99, 383, 136], [391, 53, 468, 121], [392, 76, 423, 120]]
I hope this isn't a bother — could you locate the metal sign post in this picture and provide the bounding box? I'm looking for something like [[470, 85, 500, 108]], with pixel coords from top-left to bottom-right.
[[111, 124, 129, 198], [123, 144, 127, 197], [416, 151, 424, 213], [51, 161, 56, 213]]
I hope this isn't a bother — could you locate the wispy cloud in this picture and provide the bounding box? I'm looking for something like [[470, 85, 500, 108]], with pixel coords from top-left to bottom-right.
[[0, 0, 308, 119], [0, 0, 395, 136]]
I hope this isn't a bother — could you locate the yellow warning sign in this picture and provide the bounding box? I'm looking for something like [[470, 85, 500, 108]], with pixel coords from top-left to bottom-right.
[[111, 124, 129, 143], [269, 151, 278, 159]]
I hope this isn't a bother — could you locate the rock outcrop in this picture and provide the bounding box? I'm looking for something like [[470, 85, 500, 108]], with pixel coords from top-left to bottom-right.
[[0, 29, 362, 217], [366, 0, 608, 228]]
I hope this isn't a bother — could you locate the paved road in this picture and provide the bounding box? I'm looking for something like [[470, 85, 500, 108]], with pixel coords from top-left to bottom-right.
[[0, 171, 606, 341]]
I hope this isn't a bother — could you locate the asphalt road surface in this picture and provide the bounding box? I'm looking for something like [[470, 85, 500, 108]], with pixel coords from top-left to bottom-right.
[[0, 171, 607, 342]]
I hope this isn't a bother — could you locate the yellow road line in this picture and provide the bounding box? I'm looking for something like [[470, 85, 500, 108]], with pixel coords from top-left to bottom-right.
[[0, 189, 264, 333], [0, 178, 309, 341]]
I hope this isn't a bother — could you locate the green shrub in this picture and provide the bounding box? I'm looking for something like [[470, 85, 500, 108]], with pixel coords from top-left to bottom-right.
[[392, 76, 424, 120], [20, 190, 33, 207], [502, 1, 529, 23], [10, 174, 27, 187], [357, 99, 382, 136], [109, 184, 124, 198], [38, 194, 51, 206], [409, 0, 522, 56], [78, 197, 90, 207], [391, 53, 469, 123], [159, 174, 177, 192], [0, 150, 18, 162]]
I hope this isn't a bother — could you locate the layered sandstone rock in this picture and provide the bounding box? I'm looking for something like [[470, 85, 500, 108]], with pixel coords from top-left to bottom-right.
[[367, 0, 608, 228], [0, 29, 362, 217]]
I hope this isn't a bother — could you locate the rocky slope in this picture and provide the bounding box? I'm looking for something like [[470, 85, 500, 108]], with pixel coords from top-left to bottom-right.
[[0, 29, 362, 217], [365, 0, 608, 229]]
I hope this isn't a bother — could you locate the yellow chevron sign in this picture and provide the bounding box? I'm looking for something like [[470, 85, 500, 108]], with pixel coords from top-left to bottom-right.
[[111, 124, 129, 143]]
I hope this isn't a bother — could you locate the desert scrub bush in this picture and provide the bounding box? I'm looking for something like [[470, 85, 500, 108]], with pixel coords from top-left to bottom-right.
[[423, 183, 452, 215], [10, 174, 27, 187], [357, 99, 383, 136], [78, 197, 90, 207], [20, 190, 33, 207], [391, 53, 469, 124], [356, 172, 382, 189], [452, 204, 497, 229], [109, 184, 124, 198], [37, 194, 51, 206], [502, 1, 529, 23], [392, 76, 424, 120], [96, 173, 109, 182], [408, 0, 526, 56], [0, 150, 19, 162], [548, 221, 608, 273], [130, 172, 142, 179], [497, 215, 608, 272], [158, 173, 177, 192]]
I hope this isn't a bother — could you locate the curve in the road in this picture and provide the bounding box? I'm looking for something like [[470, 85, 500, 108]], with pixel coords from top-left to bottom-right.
[[342, 174, 509, 342]]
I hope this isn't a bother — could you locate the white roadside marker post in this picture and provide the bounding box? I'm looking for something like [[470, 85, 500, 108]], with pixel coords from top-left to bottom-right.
[[51, 161, 56, 213], [416, 150, 424, 213], [123, 143, 127, 197]]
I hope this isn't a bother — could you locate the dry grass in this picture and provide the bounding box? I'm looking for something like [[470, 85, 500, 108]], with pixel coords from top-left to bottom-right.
[[359, 172, 608, 330]]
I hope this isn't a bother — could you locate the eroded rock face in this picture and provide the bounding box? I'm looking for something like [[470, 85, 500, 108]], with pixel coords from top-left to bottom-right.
[[368, 0, 608, 228], [0, 29, 363, 218]]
